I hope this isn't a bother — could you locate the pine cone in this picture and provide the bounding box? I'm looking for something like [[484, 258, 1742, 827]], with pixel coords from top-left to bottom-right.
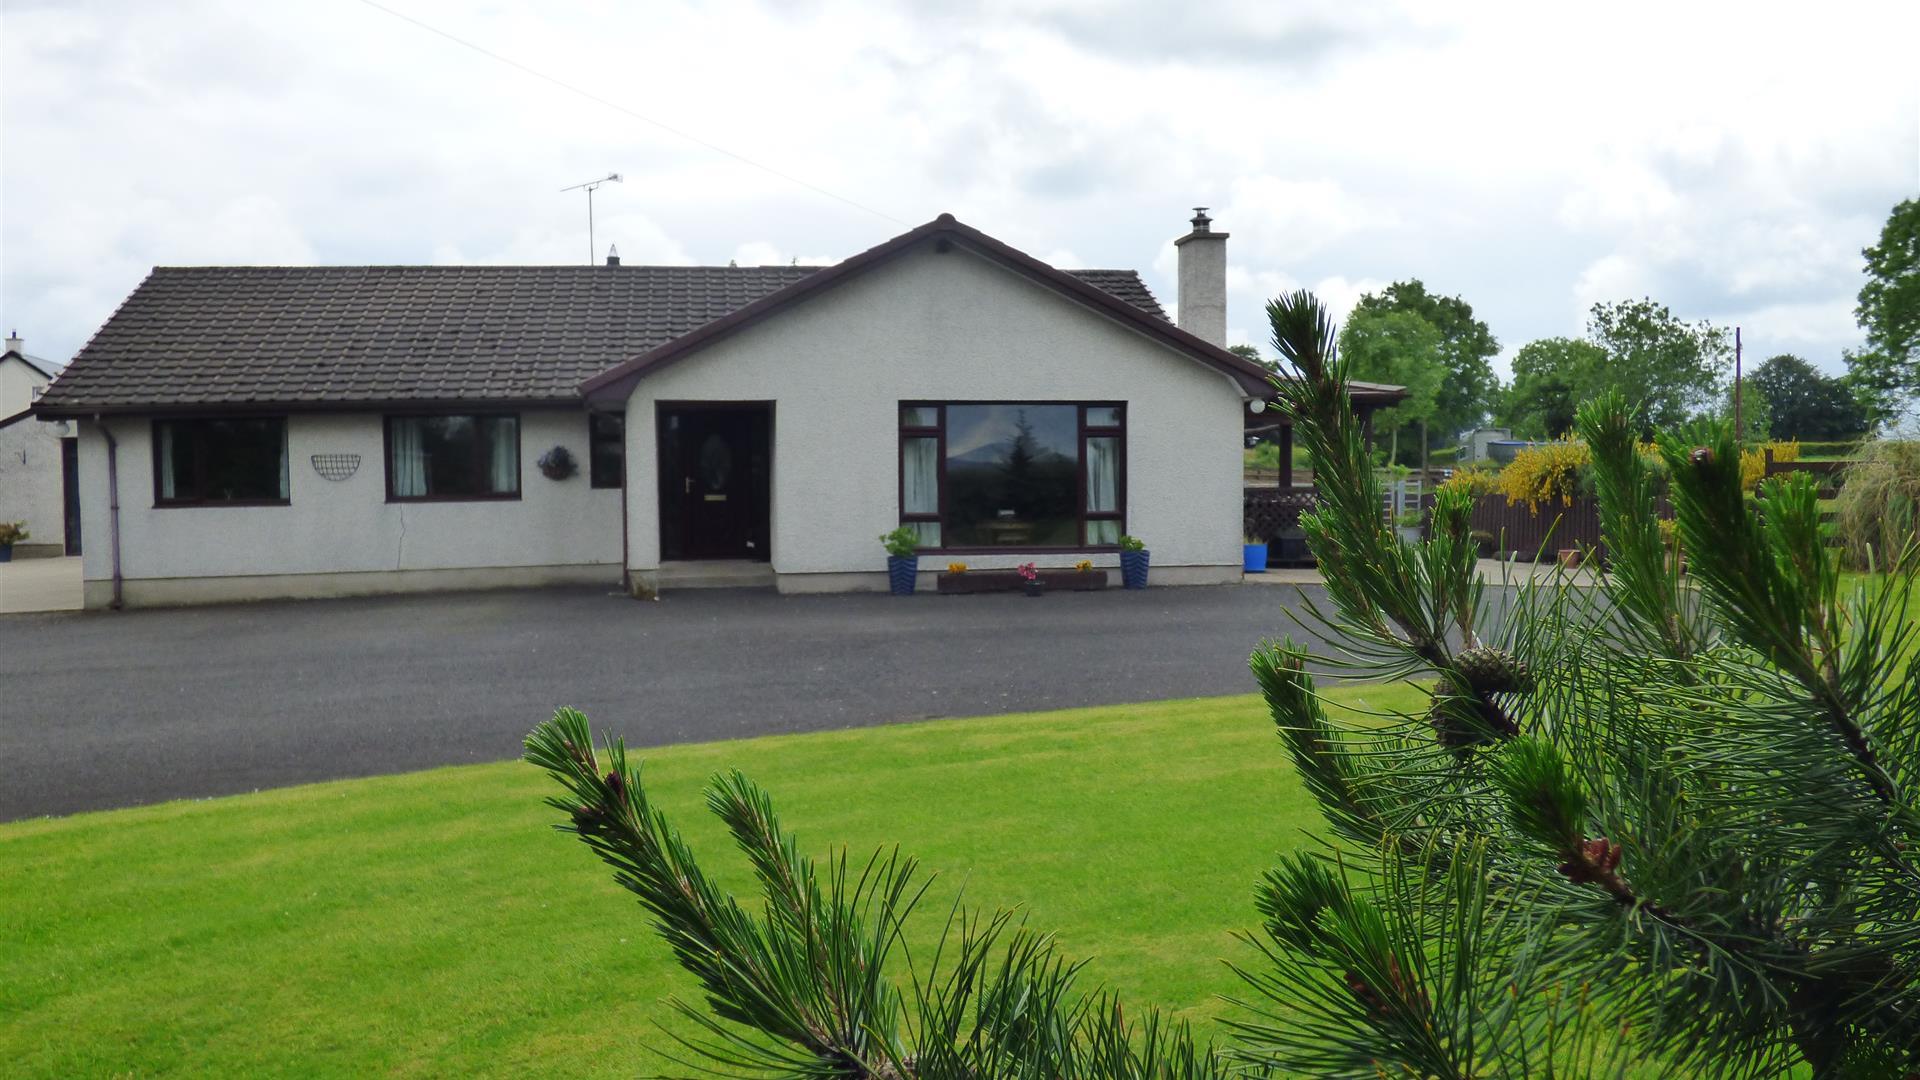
[[1428, 688, 1497, 751], [1453, 646, 1534, 696]]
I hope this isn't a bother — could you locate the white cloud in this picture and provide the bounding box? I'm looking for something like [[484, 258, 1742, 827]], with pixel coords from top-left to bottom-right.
[[2, 0, 1915, 380], [731, 241, 834, 267]]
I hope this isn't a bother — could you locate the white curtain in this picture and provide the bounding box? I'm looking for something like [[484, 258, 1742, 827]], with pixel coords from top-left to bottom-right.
[[489, 418, 518, 494], [157, 423, 177, 500], [1086, 436, 1118, 512], [1086, 435, 1119, 545], [902, 437, 938, 514], [390, 418, 428, 497]]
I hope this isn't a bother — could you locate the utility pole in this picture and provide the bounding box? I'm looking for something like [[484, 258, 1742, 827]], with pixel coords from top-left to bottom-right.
[[1734, 326, 1744, 443], [561, 172, 622, 265]]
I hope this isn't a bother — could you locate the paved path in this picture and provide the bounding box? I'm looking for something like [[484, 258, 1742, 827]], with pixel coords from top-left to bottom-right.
[[0, 555, 82, 614], [0, 584, 1341, 821]]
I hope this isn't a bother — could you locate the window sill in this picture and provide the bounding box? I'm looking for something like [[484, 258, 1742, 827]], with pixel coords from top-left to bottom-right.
[[387, 493, 524, 504], [918, 545, 1123, 556], [152, 499, 291, 509]]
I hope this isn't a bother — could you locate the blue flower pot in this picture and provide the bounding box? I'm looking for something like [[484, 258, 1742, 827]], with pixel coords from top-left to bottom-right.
[[887, 554, 918, 595], [1243, 543, 1268, 573], [0, 544, 12, 563], [1119, 549, 1149, 590]]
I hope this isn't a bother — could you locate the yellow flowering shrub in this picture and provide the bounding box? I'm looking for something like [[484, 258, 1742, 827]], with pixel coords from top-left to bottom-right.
[[1740, 448, 1767, 492], [1737, 442, 1801, 492], [1498, 439, 1591, 509], [946, 562, 968, 575], [1074, 559, 1094, 572], [1438, 465, 1499, 499]]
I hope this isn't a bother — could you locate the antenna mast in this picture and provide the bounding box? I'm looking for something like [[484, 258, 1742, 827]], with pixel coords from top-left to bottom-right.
[[561, 172, 622, 265]]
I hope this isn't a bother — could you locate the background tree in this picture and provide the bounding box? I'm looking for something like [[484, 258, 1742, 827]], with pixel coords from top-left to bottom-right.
[[1749, 353, 1866, 440], [1350, 280, 1501, 445], [1584, 297, 1731, 430], [1498, 336, 1606, 437], [1713, 377, 1773, 444], [1336, 307, 1444, 465], [1852, 198, 1920, 403]]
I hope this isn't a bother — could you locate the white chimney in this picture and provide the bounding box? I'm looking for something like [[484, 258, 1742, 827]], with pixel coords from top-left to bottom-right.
[[3, 330, 20, 355], [1173, 208, 1228, 347]]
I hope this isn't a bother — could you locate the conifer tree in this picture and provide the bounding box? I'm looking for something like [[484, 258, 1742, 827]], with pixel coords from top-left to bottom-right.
[[527, 291, 1919, 1077]]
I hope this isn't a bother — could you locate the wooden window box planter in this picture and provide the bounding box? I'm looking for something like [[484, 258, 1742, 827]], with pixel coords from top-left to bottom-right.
[[936, 570, 1110, 594]]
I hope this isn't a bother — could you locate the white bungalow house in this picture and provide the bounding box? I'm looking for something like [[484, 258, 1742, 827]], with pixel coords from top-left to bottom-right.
[[34, 211, 1403, 608], [0, 333, 77, 558]]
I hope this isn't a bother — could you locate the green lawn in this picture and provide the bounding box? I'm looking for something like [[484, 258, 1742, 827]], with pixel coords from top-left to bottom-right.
[[0, 685, 1422, 1078]]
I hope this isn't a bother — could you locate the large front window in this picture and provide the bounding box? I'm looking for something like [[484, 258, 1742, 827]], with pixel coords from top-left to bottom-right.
[[153, 417, 289, 506], [898, 402, 1123, 550], [385, 414, 520, 501]]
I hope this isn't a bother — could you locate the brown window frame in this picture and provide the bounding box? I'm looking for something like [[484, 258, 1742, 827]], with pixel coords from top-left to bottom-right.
[[383, 412, 523, 503], [588, 412, 625, 489], [897, 401, 1125, 554], [151, 416, 291, 508]]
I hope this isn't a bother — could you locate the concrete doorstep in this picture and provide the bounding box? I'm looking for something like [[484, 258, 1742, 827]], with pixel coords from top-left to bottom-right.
[[0, 555, 83, 614]]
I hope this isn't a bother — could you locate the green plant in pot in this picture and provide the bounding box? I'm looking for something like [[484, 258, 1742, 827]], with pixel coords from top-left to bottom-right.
[[1118, 533, 1149, 589], [879, 525, 920, 596], [0, 521, 27, 563]]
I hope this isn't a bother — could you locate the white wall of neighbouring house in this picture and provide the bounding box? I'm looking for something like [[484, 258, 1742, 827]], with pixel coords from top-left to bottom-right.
[[0, 354, 52, 418], [0, 417, 68, 555], [74, 409, 621, 607], [621, 241, 1246, 591]]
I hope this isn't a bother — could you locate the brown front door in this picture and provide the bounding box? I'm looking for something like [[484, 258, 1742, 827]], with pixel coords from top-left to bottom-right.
[[658, 405, 771, 561]]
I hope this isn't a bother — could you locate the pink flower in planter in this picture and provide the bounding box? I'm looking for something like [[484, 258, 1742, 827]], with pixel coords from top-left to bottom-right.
[[1016, 562, 1038, 582]]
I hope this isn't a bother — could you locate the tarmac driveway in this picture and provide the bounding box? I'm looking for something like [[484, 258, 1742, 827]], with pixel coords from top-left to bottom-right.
[[0, 583, 1336, 821]]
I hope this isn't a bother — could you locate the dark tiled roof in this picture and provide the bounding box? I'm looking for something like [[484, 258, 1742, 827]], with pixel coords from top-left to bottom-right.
[[37, 263, 1166, 413]]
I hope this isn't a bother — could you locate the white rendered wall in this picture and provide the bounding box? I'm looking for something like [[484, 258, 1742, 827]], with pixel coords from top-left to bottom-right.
[[1, 356, 51, 418], [623, 242, 1245, 584], [0, 418, 67, 552], [76, 409, 620, 603]]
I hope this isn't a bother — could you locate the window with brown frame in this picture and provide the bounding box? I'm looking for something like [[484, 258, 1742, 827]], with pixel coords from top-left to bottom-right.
[[898, 402, 1123, 552], [152, 417, 289, 506], [384, 414, 520, 501], [589, 412, 624, 488]]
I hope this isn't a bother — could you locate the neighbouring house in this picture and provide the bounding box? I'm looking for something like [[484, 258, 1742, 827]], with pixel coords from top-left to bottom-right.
[[35, 211, 1404, 608], [0, 332, 78, 558], [1464, 427, 1513, 465]]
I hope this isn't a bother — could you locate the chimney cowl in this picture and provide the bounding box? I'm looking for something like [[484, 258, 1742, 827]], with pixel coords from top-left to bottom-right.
[[605, 244, 621, 267]]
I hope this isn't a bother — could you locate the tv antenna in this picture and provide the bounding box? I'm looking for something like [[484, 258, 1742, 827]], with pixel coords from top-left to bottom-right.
[[561, 172, 622, 264]]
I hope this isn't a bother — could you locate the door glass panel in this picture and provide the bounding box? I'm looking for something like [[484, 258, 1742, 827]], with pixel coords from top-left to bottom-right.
[[698, 432, 732, 490]]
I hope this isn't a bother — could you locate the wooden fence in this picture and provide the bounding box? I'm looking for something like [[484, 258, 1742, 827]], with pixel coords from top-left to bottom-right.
[[1468, 496, 1607, 560], [1244, 487, 1320, 542]]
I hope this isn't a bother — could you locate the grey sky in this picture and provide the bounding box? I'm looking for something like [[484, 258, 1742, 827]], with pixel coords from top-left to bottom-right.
[[3, 0, 1916, 378]]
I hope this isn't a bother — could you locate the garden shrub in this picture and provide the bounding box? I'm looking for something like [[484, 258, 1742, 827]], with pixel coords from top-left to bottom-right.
[[1496, 438, 1590, 508], [1437, 463, 1498, 499], [1835, 439, 1920, 568]]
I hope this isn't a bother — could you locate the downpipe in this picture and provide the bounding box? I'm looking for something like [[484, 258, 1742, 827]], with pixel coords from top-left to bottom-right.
[[96, 416, 124, 610]]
